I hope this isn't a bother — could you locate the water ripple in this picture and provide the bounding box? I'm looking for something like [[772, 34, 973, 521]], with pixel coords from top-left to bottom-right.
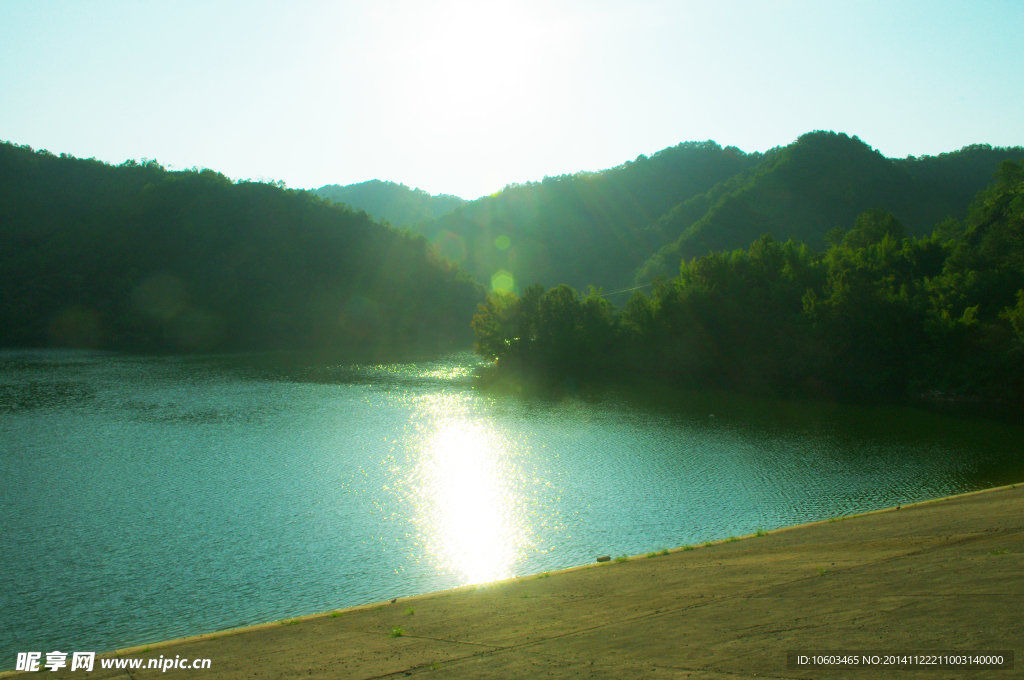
[[0, 349, 1020, 669]]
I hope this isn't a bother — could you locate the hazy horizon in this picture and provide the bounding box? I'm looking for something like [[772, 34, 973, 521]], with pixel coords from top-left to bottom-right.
[[3, 0, 1022, 199]]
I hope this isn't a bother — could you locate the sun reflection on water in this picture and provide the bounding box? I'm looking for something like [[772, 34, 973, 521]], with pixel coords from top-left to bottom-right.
[[410, 399, 529, 585]]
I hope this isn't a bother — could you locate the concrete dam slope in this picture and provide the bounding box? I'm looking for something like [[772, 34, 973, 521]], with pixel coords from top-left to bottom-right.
[[10, 483, 1021, 680]]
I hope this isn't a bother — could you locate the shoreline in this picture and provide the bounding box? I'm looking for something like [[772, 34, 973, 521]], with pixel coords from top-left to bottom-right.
[[475, 364, 1024, 426], [6, 481, 1021, 678]]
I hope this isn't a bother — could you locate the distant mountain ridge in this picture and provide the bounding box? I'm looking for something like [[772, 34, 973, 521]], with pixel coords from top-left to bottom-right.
[[413, 141, 762, 293], [313, 180, 466, 227], [403, 132, 1023, 292]]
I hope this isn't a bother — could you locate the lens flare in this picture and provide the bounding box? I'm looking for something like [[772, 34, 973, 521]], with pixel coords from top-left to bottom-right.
[[490, 270, 515, 293], [433, 231, 467, 263], [131, 273, 188, 322]]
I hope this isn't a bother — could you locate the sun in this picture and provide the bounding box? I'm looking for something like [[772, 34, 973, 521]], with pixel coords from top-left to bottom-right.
[[370, 1, 559, 146]]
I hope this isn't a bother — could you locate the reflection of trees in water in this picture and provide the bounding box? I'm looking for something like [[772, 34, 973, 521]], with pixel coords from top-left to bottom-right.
[[0, 381, 94, 412]]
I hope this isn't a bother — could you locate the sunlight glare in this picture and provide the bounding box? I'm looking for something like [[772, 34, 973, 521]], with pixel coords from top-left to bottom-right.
[[413, 409, 528, 584]]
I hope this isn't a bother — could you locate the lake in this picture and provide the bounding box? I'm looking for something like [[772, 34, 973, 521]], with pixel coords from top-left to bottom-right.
[[1, 348, 1021, 666]]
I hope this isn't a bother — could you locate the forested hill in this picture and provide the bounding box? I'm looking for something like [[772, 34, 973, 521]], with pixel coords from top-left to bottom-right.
[[635, 132, 1024, 281], [313, 180, 466, 227], [412, 141, 761, 294], [472, 160, 1024, 404], [0, 142, 483, 354], [409, 132, 1022, 293]]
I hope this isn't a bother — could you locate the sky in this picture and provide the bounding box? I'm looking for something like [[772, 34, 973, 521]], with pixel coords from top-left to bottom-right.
[[2, 0, 1021, 200]]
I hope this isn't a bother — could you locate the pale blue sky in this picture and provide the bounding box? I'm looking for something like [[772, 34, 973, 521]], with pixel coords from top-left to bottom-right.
[[2, 0, 1021, 199]]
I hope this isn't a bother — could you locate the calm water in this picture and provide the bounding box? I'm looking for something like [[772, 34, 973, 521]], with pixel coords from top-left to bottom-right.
[[1, 349, 1021, 666]]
